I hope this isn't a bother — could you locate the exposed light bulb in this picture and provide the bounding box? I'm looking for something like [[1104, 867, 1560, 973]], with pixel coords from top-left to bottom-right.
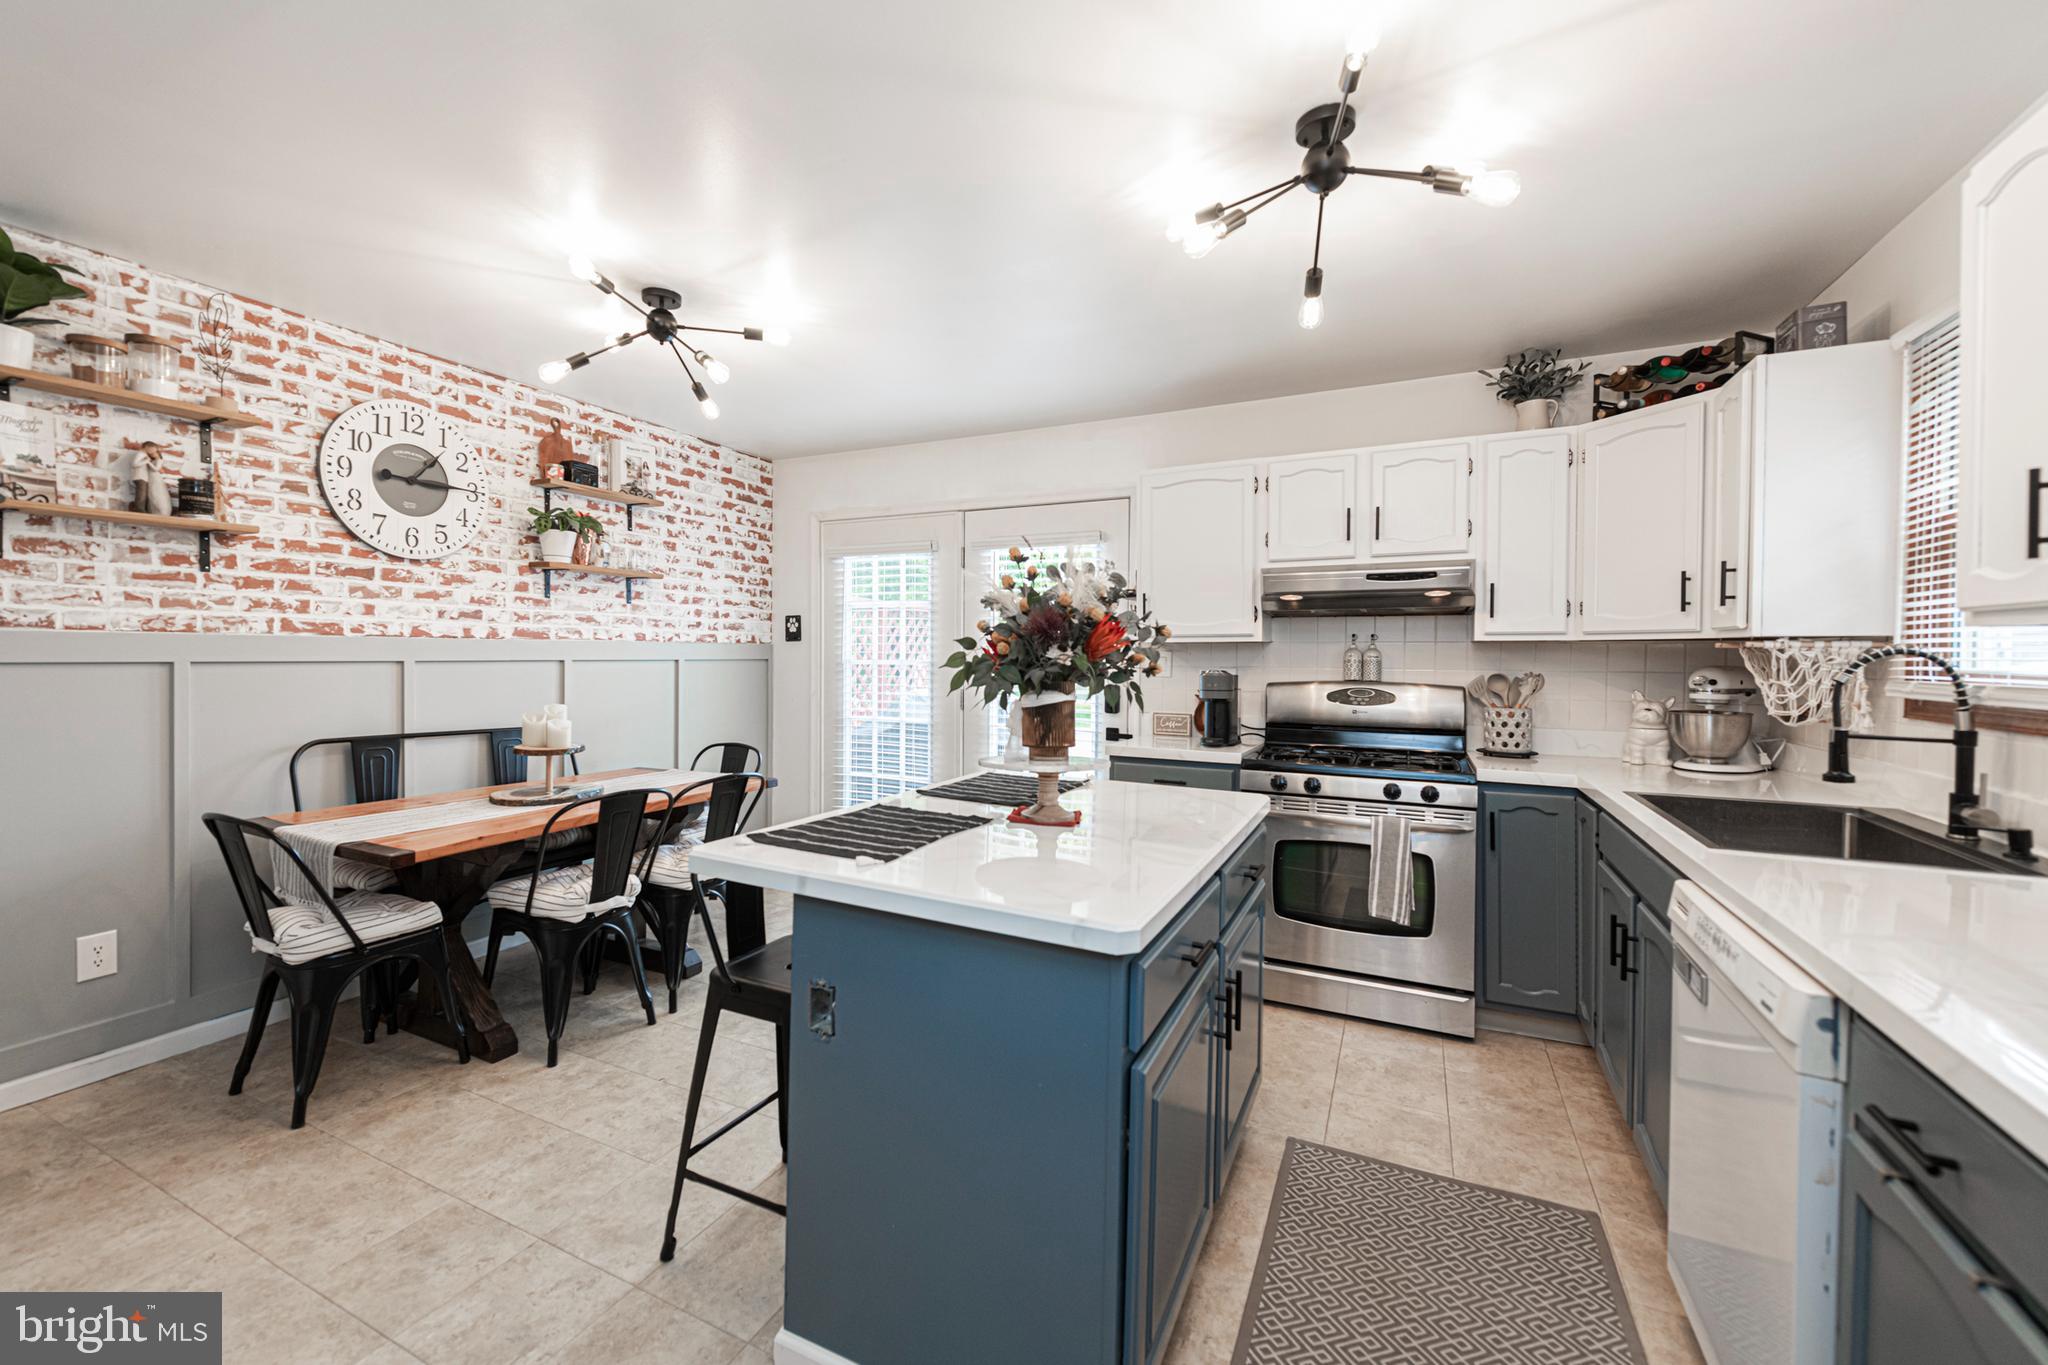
[[1164, 215, 1191, 244], [692, 380, 719, 420], [567, 254, 601, 285], [699, 352, 731, 384], [1182, 222, 1223, 258], [763, 327, 791, 347], [1346, 24, 1380, 62], [1465, 167, 1522, 207], [538, 359, 571, 384], [1298, 267, 1325, 330]]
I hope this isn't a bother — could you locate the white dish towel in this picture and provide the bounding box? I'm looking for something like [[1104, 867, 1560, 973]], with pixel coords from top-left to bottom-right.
[[1367, 809, 1417, 928]]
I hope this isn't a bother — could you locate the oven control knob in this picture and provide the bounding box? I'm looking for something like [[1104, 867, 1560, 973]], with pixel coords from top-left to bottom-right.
[[1420, 785, 1440, 803], [1268, 775, 1288, 792], [1303, 777, 1322, 795], [1383, 782, 1402, 801]]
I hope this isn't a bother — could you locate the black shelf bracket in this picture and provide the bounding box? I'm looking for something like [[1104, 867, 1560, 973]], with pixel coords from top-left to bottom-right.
[[197, 531, 213, 572]]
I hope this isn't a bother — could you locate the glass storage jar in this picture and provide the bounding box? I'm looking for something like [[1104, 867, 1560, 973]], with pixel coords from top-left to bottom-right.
[[124, 333, 182, 398], [65, 334, 128, 387]]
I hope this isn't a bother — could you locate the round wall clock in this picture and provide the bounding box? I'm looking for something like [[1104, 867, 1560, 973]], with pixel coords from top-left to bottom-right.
[[317, 399, 486, 559]]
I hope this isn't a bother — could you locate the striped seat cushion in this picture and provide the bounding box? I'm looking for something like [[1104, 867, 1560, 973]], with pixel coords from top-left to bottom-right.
[[252, 891, 442, 966], [646, 842, 697, 889], [329, 858, 398, 892], [486, 863, 643, 922]]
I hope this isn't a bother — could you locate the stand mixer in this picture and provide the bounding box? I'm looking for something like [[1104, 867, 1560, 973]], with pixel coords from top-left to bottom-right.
[[1668, 668, 1783, 775]]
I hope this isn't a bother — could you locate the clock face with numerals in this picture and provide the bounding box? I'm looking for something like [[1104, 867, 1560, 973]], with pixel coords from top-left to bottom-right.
[[317, 399, 485, 559]]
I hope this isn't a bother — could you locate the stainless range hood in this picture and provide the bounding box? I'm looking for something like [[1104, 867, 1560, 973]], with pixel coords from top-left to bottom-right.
[[1260, 564, 1475, 616]]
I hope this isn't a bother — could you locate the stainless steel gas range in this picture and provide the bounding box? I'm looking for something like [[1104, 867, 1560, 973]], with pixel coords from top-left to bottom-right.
[[1239, 681, 1477, 1038]]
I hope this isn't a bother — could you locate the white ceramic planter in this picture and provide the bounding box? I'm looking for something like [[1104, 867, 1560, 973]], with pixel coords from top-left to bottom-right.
[[0, 323, 35, 368], [1514, 397, 1561, 430], [538, 529, 578, 561]]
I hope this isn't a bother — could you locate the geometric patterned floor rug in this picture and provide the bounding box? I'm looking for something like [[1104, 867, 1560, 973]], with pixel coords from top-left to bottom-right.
[[1232, 1139, 1647, 1365]]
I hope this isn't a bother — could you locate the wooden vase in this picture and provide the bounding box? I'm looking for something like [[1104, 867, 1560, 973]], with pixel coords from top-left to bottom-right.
[[1018, 692, 1076, 761]]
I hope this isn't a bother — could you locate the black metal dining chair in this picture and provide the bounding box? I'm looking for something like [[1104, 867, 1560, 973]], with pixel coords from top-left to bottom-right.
[[480, 788, 661, 1066], [659, 774, 789, 1261], [637, 773, 759, 1013], [202, 813, 468, 1130]]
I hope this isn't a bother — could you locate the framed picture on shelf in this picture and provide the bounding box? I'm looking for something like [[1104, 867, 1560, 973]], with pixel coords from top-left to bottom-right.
[[0, 399, 59, 501], [607, 436, 657, 496]]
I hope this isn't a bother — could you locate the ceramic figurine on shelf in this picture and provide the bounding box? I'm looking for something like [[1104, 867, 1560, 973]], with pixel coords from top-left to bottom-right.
[[130, 441, 175, 516], [1623, 690, 1674, 766]]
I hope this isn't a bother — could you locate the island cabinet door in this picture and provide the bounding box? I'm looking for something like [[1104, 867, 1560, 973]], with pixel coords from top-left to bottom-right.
[[1126, 955, 1222, 1365], [1217, 895, 1265, 1189]]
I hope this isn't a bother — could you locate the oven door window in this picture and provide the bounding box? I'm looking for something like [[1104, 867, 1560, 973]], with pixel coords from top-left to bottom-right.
[[1271, 838, 1436, 938]]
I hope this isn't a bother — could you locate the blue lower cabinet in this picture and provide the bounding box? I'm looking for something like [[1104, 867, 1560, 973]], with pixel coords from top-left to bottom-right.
[[1479, 786, 1580, 1015], [1217, 886, 1266, 1187], [1592, 859, 1637, 1110], [1126, 955, 1222, 1365]]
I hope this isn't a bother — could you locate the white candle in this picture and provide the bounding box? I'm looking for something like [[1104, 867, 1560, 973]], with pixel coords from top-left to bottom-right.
[[547, 718, 573, 748], [521, 712, 547, 746]]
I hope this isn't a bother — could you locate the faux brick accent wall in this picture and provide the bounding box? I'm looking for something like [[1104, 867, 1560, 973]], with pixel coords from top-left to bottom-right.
[[0, 225, 772, 640]]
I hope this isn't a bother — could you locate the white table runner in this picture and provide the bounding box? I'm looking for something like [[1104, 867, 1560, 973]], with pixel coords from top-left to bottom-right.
[[271, 768, 712, 904]]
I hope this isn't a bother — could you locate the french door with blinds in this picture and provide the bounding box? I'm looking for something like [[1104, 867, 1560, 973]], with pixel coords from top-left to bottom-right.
[[816, 500, 1128, 812]]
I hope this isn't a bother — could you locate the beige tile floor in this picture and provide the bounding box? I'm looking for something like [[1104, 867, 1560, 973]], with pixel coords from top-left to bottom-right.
[[1, 894, 1703, 1365]]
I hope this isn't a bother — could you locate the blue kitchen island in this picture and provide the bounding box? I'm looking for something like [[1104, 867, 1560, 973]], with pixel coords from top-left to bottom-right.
[[689, 781, 1270, 1365]]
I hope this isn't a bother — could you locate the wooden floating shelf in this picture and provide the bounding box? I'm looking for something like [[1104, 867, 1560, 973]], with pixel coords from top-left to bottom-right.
[[525, 559, 664, 603], [0, 499, 257, 572], [529, 478, 660, 508], [0, 365, 262, 429]]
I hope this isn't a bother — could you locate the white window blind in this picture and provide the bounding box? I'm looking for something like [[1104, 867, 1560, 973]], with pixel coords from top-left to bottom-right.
[[827, 548, 937, 807], [969, 539, 1110, 765], [1898, 317, 2048, 687]]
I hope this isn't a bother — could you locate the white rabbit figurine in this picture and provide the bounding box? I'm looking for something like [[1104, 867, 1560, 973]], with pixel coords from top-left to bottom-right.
[[1622, 690, 1674, 766]]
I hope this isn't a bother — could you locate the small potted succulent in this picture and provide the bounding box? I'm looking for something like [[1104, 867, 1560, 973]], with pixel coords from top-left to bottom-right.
[[0, 229, 88, 368], [526, 505, 581, 562], [1479, 347, 1590, 430]]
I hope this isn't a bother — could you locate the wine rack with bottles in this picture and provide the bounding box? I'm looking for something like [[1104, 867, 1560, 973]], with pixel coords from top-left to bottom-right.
[[1591, 330, 1774, 420]]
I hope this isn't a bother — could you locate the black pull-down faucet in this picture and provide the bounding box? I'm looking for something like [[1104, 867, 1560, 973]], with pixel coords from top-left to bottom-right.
[[1823, 645, 2034, 859]]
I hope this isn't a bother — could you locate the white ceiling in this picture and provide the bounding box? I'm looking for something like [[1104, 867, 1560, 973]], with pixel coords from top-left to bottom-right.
[[6, 1, 2047, 458]]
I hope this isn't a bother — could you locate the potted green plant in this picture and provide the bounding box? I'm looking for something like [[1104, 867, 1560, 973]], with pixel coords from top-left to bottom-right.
[[0, 229, 87, 368], [1479, 347, 1589, 430], [526, 505, 581, 562]]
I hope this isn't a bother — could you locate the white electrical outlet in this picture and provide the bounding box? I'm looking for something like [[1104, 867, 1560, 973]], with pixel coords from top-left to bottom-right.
[[76, 930, 117, 982]]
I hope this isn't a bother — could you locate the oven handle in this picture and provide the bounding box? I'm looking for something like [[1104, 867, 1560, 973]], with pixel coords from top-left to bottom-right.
[[1263, 810, 1477, 836]]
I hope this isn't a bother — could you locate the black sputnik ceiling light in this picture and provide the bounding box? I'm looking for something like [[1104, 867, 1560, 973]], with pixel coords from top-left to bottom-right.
[[538, 256, 788, 420], [1167, 35, 1521, 329]]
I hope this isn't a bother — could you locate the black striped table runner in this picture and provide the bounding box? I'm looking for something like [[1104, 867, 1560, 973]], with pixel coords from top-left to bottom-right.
[[917, 772, 1087, 808], [745, 803, 995, 862]]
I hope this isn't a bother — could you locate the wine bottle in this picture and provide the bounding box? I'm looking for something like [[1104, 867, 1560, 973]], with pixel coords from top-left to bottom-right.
[[1601, 369, 1653, 393], [1641, 389, 1679, 406], [1675, 344, 1729, 373]]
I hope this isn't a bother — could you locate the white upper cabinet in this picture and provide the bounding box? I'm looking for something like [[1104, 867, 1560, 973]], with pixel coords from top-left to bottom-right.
[[1138, 463, 1265, 641], [1576, 403, 1705, 635], [1366, 440, 1472, 558], [1264, 452, 1358, 562], [1959, 94, 2048, 622], [1475, 431, 1573, 638], [1705, 366, 1756, 632]]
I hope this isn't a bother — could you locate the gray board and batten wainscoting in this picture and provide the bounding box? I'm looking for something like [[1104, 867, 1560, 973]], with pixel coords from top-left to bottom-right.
[[0, 632, 771, 1089]]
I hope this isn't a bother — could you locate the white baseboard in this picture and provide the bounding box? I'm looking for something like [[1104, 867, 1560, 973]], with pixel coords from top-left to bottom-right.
[[774, 1330, 862, 1365], [0, 931, 524, 1114]]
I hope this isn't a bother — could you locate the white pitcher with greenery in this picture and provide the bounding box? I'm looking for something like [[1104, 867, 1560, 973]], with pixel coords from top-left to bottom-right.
[[1480, 347, 1590, 430]]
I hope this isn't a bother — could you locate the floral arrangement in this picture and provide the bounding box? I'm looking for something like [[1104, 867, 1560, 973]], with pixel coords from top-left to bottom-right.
[[944, 547, 1170, 712]]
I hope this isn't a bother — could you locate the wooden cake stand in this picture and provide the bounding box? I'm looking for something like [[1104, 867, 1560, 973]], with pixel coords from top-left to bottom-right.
[[490, 744, 602, 806]]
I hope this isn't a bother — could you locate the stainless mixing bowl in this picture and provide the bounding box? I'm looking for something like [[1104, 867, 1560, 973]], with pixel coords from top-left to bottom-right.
[[1667, 708, 1755, 761]]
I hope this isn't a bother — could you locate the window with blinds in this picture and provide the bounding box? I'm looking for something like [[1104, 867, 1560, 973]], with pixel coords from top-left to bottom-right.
[[1898, 316, 2048, 686], [969, 540, 1110, 764], [827, 549, 936, 806]]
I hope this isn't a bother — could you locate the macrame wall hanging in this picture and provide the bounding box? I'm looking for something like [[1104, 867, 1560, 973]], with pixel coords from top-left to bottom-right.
[[1736, 638, 1880, 732]]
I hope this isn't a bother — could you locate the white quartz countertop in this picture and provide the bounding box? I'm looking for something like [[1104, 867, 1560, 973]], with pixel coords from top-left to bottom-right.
[[689, 781, 1269, 956], [1106, 737, 1261, 765], [1473, 752, 2048, 1162]]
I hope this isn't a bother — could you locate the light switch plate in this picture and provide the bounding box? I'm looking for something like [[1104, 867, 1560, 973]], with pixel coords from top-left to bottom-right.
[[77, 930, 117, 982]]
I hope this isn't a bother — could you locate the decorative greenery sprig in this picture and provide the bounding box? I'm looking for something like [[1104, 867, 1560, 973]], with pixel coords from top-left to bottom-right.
[[1478, 347, 1589, 404], [525, 505, 580, 536], [0, 227, 86, 325], [943, 546, 1170, 714]]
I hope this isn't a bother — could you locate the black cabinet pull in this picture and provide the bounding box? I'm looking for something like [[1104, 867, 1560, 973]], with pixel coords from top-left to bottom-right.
[[1488, 811, 1497, 852], [1345, 507, 1352, 541], [1229, 969, 1244, 1032], [1373, 506, 1382, 540], [1608, 915, 1625, 967], [1488, 582, 1496, 619], [1177, 938, 1215, 966], [1718, 559, 1736, 605], [2031, 468, 2046, 560], [1679, 570, 1692, 613], [1619, 928, 1638, 981], [1864, 1105, 1961, 1178], [1152, 778, 1187, 786]]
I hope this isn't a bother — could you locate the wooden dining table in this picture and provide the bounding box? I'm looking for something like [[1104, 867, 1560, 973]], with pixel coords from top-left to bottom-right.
[[261, 767, 774, 1062]]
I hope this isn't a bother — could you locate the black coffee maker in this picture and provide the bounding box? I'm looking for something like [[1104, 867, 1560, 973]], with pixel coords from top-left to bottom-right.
[[1196, 670, 1240, 747]]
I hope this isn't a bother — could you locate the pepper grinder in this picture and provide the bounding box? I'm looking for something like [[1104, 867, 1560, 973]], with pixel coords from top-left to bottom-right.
[[1341, 633, 1364, 681], [1361, 632, 1383, 681]]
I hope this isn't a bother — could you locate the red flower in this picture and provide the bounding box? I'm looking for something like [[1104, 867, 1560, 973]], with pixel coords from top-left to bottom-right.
[[1084, 617, 1129, 662]]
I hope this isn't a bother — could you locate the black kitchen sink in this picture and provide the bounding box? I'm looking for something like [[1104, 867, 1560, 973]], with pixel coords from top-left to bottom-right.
[[1635, 794, 2043, 877]]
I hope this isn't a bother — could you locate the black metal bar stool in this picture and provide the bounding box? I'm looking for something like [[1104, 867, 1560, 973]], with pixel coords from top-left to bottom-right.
[[657, 771, 788, 1260], [637, 771, 759, 1013]]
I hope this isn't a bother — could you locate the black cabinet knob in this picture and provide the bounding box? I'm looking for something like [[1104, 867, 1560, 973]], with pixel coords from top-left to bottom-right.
[[1420, 785, 1440, 803], [1383, 782, 1401, 801], [1303, 777, 1322, 795]]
